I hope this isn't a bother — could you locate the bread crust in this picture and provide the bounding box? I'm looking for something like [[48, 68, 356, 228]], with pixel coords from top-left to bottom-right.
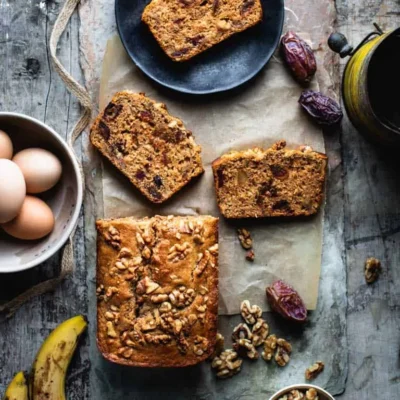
[[212, 141, 328, 218], [142, 0, 263, 62], [96, 215, 219, 367], [90, 91, 204, 204]]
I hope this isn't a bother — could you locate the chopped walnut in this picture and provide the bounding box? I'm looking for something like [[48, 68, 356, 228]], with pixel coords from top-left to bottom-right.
[[193, 335, 209, 356], [144, 333, 172, 344], [232, 323, 253, 342], [208, 244, 219, 255], [305, 361, 325, 380], [237, 228, 253, 249], [194, 251, 210, 276], [246, 249, 255, 261], [240, 300, 262, 325], [105, 286, 119, 298], [209, 333, 224, 359], [261, 334, 277, 361], [104, 225, 121, 249], [159, 301, 172, 313], [150, 294, 169, 303], [252, 318, 269, 347], [96, 284, 105, 299], [278, 389, 305, 400], [365, 257, 382, 284], [305, 388, 319, 400], [106, 321, 117, 338], [275, 338, 292, 367], [169, 286, 196, 308], [168, 242, 192, 263], [136, 277, 160, 295], [233, 338, 259, 360], [211, 349, 243, 379]]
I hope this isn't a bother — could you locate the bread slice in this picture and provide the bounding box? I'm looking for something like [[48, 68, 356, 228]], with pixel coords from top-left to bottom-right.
[[90, 91, 204, 203], [142, 0, 263, 62], [212, 141, 327, 218], [96, 215, 219, 367]]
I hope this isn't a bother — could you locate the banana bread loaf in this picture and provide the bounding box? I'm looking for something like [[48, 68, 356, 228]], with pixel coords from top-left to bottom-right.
[[142, 0, 263, 62], [96, 215, 219, 367], [90, 91, 204, 203], [212, 141, 327, 218]]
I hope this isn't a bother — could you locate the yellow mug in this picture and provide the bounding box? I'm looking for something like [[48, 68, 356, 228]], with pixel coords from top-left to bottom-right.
[[329, 24, 400, 146]]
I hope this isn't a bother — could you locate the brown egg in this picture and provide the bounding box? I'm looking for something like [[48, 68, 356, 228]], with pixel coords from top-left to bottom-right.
[[13, 148, 62, 194], [2, 195, 55, 240], [0, 130, 13, 159], [0, 159, 26, 223]]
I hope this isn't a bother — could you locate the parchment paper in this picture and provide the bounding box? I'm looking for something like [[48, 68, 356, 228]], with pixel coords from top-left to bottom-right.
[[99, 35, 325, 315]]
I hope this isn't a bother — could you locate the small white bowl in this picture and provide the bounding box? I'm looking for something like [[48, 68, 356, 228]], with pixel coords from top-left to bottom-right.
[[269, 384, 335, 400], [0, 113, 83, 273]]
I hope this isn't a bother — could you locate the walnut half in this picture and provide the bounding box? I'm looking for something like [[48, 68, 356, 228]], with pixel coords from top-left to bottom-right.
[[211, 349, 243, 379], [365, 257, 381, 284], [240, 300, 262, 325], [305, 361, 325, 380]]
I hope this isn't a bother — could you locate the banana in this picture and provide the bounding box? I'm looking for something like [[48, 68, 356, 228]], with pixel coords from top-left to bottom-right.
[[30, 315, 87, 400], [3, 371, 29, 400]]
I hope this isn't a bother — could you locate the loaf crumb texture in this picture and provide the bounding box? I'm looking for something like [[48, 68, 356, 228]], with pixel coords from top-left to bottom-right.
[[142, 0, 263, 62], [96, 215, 219, 367], [212, 141, 327, 218], [90, 91, 204, 203]]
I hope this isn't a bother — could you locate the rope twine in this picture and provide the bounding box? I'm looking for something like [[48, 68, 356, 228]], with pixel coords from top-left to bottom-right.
[[0, 0, 92, 319]]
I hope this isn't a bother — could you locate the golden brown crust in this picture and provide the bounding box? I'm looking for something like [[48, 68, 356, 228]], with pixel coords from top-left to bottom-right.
[[90, 91, 204, 204], [212, 141, 328, 218], [142, 0, 263, 62], [96, 215, 219, 367]]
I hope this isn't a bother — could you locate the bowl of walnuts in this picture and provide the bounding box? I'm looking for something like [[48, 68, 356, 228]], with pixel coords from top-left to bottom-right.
[[269, 384, 335, 400]]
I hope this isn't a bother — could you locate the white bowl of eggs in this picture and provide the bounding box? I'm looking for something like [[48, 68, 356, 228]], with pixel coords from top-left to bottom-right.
[[0, 113, 83, 273]]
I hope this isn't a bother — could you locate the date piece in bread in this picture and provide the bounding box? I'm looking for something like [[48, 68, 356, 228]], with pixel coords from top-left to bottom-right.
[[142, 0, 263, 62], [96, 215, 219, 367], [212, 141, 327, 218], [90, 91, 204, 204]]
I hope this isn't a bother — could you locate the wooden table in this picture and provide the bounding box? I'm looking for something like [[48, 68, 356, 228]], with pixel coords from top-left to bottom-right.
[[0, 0, 399, 398]]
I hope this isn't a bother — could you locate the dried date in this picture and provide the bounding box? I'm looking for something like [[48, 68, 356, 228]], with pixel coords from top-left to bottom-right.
[[103, 102, 123, 121], [299, 90, 343, 125], [241, 0, 255, 15], [281, 31, 317, 84], [266, 280, 307, 323], [99, 121, 111, 140]]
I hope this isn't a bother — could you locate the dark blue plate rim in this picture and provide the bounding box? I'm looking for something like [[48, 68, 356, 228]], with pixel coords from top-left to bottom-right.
[[115, 0, 285, 95]]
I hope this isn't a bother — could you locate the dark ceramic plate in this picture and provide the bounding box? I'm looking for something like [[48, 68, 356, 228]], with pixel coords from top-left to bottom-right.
[[115, 0, 284, 95]]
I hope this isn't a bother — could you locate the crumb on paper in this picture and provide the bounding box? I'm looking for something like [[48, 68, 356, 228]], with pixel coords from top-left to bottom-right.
[[246, 249, 255, 261]]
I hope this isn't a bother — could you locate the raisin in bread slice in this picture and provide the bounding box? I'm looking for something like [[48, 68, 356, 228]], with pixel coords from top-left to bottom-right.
[[90, 91, 204, 203], [212, 141, 327, 218], [142, 0, 263, 62]]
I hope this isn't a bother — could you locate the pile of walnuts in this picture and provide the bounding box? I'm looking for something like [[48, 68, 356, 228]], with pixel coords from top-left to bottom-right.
[[211, 300, 293, 379]]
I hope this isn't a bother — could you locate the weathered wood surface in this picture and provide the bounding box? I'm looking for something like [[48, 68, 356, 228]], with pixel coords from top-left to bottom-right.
[[335, 0, 400, 398], [0, 0, 89, 398], [0, 0, 399, 399]]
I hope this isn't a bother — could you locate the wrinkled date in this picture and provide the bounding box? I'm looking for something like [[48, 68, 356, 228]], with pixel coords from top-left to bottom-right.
[[266, 280, 307, 323], [281, 31, 317, 84], [299, 90, 343, 125]]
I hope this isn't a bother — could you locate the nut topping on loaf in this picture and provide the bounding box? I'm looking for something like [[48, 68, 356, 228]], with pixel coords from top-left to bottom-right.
[[90, 91, 204, 204], [212, 141, 327, 218], [96, 215, 219, 367], [142, 0, 263, 62]]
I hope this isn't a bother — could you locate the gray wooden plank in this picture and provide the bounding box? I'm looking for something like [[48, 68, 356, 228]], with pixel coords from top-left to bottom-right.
[[0, 1, 89, 398], [335, 0, 400, 398]]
